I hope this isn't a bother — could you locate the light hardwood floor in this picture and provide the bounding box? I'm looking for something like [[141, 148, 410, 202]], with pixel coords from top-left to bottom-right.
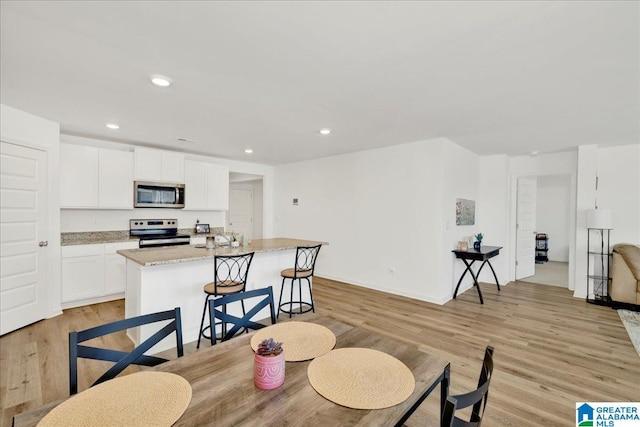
[[1, 278, 638, 426]]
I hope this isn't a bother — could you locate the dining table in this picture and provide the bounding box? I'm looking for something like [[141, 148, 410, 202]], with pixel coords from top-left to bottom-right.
[[13, 312, 450, 426]]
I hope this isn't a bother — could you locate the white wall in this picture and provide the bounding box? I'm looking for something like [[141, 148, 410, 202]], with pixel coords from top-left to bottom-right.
[[595, 144, 640, 244], [274, 137, 449, 303], [536, 174, 571, 262], [574, 144, 640, 298], [1, 104, 62, 318], [476, 155, 510, 285], [60, 135, 275, 235], [441, 142, 482, 299]]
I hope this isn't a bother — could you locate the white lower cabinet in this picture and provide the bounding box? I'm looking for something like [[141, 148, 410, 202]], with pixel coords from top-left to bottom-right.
[[61, 244, 104, 303], [62, 241, 138, 307], [104, 242, 138, 294], [191, 236, 206, 245]]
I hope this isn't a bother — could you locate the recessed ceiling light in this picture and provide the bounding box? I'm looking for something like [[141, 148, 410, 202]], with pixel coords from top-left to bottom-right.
[[150, 74, 172, 87], [105, 123, 119, 130], [319, 128, 332, 135], [530, 150, 539, 156], [244, 148, 253, 154]]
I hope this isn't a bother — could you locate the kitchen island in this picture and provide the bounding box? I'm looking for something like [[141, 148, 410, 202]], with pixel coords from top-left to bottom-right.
[[118, 238, 326, 351]]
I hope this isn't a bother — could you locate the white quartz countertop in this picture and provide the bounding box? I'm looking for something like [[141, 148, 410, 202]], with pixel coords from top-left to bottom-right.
[[117, 238, 327, 267]]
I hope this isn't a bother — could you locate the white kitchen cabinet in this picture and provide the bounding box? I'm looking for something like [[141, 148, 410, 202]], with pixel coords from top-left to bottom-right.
[[99, 149, 134, 208], [134, 147, 185, 183], [60, 144, 99, 207], [191, 236, 206, 245], [60, 143, 134, 209], [207, 163, 230, 210], [184, 161, 208, 210], [61, 244, 104, 303], [62, 241, 138, 307], [184, 160, 229, 210], [104, 241, 138, 294]]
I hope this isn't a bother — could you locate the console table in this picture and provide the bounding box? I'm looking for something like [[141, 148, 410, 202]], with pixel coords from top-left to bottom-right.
[[452, 246, 502, 304]]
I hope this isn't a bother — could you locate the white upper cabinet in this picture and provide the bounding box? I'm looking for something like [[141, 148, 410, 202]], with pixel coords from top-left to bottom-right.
[[98, 149, 134, 208], [60, 143, 134, 209], [184, 160, 208, 210], [207, 162, 230, 210], [60, 144, 99, 207], [134, 147, 185, 183], [184, 160, 229, 210]]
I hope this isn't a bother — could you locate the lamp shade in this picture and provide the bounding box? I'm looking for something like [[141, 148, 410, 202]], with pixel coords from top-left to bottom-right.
[[587, 209, 613, 229]]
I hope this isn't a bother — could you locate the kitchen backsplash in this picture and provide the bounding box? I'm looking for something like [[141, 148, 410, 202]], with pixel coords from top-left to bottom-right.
[[60, 209, 226, 233]]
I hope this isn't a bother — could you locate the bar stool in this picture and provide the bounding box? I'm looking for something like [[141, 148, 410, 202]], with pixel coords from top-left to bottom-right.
[[277, 244, 322, 318], [197, 252, 254, 349]]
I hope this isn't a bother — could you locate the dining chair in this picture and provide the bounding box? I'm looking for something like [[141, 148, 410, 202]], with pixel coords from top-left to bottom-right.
[[197, 252, 255, 349], [277, 244, 322, 318], [441, 346, 494, 427], [208, 286, 277, 345], [69, 307, 183, 395]]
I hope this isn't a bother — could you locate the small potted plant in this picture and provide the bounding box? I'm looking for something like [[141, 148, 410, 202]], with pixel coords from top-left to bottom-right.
[[474, 233, 484, 250], [231, 233, 240, 248], [254, 338, 285, 389]]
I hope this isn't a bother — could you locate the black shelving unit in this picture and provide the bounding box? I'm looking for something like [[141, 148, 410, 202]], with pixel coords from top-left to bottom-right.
[[587, 227, 612, 305], [535, 233, 549, 264]]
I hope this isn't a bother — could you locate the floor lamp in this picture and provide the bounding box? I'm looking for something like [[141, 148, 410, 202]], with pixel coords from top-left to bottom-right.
[[586, 209, 613, 302]]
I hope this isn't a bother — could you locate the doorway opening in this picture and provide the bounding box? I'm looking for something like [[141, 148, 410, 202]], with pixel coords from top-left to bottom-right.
[[228, 172, 264, 242], [516, 174, 571, 288]]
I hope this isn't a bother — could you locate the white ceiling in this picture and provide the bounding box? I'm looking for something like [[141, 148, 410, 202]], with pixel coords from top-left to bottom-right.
[[1, 1, 638, 165]]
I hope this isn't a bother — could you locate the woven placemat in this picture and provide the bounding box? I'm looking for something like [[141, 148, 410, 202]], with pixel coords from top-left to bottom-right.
[[250, 322, 336, 361], [37, 371, 192, 427], [307, 348, 415, 409]]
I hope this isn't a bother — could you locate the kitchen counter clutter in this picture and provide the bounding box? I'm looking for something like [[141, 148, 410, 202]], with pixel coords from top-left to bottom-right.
[[119, 238, 327, 351], [117, 238, 326, 267]]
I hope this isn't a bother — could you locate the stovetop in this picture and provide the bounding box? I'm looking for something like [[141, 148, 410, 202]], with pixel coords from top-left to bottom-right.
[[130, 219, 191, 247]]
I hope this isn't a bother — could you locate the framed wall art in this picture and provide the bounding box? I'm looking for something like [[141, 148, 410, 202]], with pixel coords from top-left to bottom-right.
[[456, 198, 475, 226]]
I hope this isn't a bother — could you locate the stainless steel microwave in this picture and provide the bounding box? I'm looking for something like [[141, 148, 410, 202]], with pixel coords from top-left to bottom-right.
[[134, 181, 185, 208]]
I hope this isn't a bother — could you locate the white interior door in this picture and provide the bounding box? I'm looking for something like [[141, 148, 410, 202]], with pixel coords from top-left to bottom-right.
[[516, 177, 537, 279], [227, 188, 253, 241], [1, 142, 48, 335]]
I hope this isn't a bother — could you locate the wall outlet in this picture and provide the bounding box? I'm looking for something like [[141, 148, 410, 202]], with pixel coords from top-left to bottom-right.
[[293, 198, 299, 205]]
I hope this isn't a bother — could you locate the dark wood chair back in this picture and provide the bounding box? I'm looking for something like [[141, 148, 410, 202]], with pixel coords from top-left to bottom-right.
[[69, 307, 183, 395], [441, 346, 494, 427], [209, 287, 276, 344]]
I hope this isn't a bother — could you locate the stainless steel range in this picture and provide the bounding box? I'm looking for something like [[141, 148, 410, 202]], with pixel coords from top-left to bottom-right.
[[130, 219, 191, 248]]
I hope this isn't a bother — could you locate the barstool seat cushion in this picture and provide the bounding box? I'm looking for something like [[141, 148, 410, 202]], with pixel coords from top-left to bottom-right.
[[280, 268, 313, 279], [204, 281, 244, 295]]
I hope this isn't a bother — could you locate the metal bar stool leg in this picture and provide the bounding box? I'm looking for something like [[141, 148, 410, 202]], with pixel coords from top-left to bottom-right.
[[288, 278, 295, 318], [277, 277, 286, 318], [197, 294, 210, 349], [298, 279, 304, 314], [306, 277, 315, 313]]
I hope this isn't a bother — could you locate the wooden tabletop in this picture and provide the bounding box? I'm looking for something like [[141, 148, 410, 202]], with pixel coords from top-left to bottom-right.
[[13, 313, 449, 427]]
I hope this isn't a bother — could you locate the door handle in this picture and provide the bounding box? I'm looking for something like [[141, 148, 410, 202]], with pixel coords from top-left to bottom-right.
[[39, 241, 48, 247]]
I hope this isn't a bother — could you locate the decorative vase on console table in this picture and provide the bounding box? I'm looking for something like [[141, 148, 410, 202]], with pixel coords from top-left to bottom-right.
[[474, 233, 484, 250], [254, 338, 285, 390]]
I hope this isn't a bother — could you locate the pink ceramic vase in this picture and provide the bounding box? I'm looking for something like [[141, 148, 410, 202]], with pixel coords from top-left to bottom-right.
[[254, 352, 285, 389]]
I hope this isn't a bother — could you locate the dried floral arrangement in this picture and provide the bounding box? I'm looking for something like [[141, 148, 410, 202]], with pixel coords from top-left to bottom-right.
[[256, 338, 283, 357]]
